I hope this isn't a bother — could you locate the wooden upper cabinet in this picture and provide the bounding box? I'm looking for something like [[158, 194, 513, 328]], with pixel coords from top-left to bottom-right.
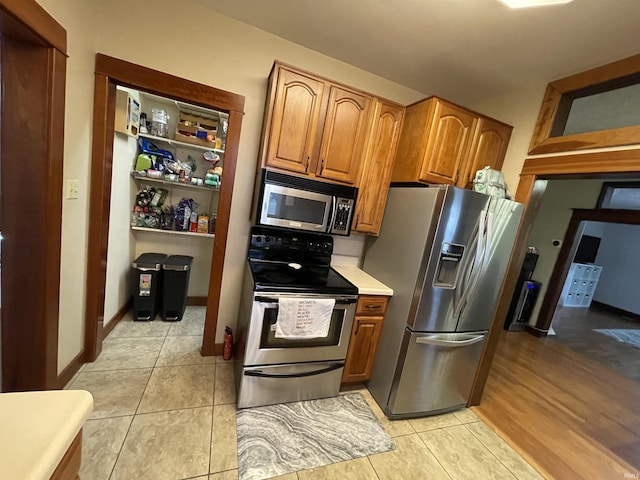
[[391, 96, 512, 189], [461, 117, 512, 188], [353, 99, 404, 235], [264, 67, 324, 175], [261, 62, 375, 186], [419, 100, 476, 185], [316, 85, 372, 184]]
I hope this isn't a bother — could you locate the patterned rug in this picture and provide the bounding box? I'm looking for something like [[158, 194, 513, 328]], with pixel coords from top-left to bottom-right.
[[594, 328, 640, 349], [236, 392, 395, 480]]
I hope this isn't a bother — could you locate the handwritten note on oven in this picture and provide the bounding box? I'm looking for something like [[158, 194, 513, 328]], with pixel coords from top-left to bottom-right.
[[275, 298, 336, 339]]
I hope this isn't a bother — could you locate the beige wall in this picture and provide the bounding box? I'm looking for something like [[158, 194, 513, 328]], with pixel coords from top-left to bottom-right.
[[36, 0, 97, 373]]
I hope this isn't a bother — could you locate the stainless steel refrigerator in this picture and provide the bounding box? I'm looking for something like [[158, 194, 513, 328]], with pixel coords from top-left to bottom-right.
[[363, 185, 523, 419]]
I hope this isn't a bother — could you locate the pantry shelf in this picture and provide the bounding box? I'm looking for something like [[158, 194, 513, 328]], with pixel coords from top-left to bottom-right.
[[131, 173, 221, 192], [139, 133, 225, 155], [131, 226, 215, 239]]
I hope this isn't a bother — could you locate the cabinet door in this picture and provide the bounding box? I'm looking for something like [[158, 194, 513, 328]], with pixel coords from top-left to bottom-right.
[[419, 99, 476, 185], [342, 315, 384, 383], [316, 85, 372, 184], [460, 117, 512, 189], [354, 100, 404, 235], [264, 67, 324, 175]]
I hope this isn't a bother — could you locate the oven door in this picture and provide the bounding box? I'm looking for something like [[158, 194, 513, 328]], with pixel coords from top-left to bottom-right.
[[260, 183, 333, 233], [244, 293, 357, 366]]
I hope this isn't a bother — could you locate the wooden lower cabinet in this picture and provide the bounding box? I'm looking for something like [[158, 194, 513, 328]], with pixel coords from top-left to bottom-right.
[[342, 295, 389, 384]]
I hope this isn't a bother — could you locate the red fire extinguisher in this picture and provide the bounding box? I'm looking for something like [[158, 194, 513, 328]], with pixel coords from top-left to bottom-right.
[[223, 326, 233, 361]]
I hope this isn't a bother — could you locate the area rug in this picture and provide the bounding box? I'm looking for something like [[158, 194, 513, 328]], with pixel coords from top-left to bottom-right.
[[594, 328, 640, 349], [236, 392, 395, 480]]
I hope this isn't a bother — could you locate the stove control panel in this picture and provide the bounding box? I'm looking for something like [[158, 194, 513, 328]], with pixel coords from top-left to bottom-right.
[[250, 226, 333, 256]]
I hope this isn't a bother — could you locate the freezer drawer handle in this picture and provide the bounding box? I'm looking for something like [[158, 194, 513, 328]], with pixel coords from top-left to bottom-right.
[[244, 363, 344, 379], [415, 335, 484, 347]]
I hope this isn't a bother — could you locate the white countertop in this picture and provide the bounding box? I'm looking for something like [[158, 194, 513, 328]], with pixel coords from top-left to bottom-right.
[[0, 389, 94, 480], [332, 265, 393, 296]]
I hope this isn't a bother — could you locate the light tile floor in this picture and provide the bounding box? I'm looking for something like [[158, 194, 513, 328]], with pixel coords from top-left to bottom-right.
[[67, 306, 543, 480]]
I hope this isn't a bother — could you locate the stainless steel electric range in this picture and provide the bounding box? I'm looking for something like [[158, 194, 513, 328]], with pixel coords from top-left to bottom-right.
[[234, 226, 358, 409]]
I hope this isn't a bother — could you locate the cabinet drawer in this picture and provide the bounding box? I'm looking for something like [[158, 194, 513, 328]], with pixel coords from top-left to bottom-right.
[[356, 296, 389, 316]]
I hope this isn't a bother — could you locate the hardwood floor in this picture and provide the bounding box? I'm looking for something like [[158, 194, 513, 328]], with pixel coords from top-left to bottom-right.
[[473, 330, 640, 479]]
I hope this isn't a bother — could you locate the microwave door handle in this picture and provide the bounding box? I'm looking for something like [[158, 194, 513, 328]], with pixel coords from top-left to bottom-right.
[[329, 196, 337, 232]]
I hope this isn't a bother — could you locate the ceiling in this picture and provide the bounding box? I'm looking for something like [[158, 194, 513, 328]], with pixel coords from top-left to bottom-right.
[[198, 0, 640, 104]]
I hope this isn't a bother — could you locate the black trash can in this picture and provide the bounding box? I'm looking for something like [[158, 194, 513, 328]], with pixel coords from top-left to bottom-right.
[[162, 255, 193, 321], [132, 253, 167, 321]]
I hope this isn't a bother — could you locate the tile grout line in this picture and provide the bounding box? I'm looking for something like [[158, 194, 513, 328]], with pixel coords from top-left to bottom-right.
[[462, 422, 526, 480], [365, 455, 382, 480], [208, 362, 217, 476], [414, 427, 455, 480]]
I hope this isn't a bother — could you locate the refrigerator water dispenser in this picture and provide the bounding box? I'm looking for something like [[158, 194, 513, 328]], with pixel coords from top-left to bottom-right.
[[433, 243, 465, 288]]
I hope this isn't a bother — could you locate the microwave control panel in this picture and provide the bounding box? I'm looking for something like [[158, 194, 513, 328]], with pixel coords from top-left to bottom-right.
[[330, 198, 354, 234]]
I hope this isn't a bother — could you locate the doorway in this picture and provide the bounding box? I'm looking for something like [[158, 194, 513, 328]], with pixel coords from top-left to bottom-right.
[[85, 55, 245, 364], [0, 1, 66, 392], [470, 148, 640, 404]]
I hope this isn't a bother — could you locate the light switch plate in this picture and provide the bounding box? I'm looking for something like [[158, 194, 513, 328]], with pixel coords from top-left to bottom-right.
[[66, 179, 80, 199]]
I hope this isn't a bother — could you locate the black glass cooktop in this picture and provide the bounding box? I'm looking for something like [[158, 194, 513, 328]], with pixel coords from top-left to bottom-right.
[[248, 259, 358, 295]]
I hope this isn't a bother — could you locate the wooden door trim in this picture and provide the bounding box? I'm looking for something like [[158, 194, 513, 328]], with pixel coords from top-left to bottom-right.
[[85, 54, 245, 361], [535, 208, 640, 332], [0, 0, 66, 391], [529, 53, 640, 155], [470, 146, 640, 405], [0, 0, 66, 53]]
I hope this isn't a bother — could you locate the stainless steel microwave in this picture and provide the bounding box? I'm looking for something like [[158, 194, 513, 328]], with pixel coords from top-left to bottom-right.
[[255, 170, 358, 236]]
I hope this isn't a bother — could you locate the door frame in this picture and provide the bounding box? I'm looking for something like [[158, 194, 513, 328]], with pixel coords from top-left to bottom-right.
[[469, 147, 640, 405], [0, 0, 66, 391], [535, 208, 640, 333], [84, 54, 245, 362]]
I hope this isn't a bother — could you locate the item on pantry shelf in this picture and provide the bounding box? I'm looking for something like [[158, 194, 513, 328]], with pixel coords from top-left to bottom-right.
[[174, 198, 196, 232], [150, 188, 168, 207], [160, 205, 174, 230], [139, 138, 174, 162], [189, 211, 198, 232], [184, 155, 197, 173], [151, 109, 169, 137], [197, 214, 209, 233], [135, 186, 168, 208], [147, 170, 163, 179], [204, 173, 219, 187], [164, 173, 178, 182], [135, 153, 154, 172], [203, 150, 220, 166], [209, 213, 217, 234], [139, 113, 148, 134]]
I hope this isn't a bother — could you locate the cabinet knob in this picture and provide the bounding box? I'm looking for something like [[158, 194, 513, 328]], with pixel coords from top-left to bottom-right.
[[319, 158, 325, 174], [305, 155, 310, 173], [355, 214, 360, 227], [354, 319, 360, 336], [365, 304, 381, 310]]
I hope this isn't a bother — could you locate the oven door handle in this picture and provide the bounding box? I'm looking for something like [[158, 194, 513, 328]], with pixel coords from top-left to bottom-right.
[[254, 296, 357, 305], [244, 362, 344, 379]]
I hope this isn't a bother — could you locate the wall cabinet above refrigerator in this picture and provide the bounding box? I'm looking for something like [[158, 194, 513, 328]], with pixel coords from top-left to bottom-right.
[[391, 96, 512, 189]]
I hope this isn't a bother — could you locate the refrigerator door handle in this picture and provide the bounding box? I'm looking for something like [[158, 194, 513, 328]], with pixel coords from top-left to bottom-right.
[[415, 334, 485, 347]]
